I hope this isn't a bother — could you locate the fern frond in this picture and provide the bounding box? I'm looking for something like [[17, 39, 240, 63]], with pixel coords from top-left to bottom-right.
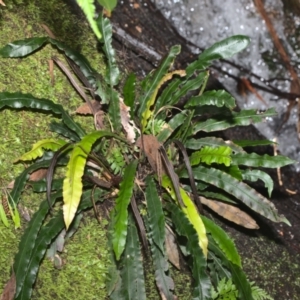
[[190, 146, 232, 167]]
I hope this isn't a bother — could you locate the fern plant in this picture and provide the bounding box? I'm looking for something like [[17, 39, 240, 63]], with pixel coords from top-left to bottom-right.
[[0, 12, 291, 300]]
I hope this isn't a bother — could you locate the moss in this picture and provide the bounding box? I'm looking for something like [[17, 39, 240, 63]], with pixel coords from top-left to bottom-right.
[[32, 217, 109, 300], [0, 0, 104, 184], [0, 0, 108, 297]]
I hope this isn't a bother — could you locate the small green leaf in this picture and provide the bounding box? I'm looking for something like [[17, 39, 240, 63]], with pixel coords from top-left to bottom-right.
[[97, 0, 117, 12], [112, 160, 138, 260], [0, 37, 48, 57], [190, 146, 232, 167], [231, 152, 295, 168], [241, 169, 274, 197], [185, 90, 236, 110]]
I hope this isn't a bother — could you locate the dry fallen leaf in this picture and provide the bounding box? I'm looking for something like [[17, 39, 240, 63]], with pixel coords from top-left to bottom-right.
[[165, 226, 180, 270], [120, 98, 139, 143], [7, 168, 48, 189], [29, 168, 48, 181], [75, 100, 101, 115], [136, 134, 162, 173], [0, 0, 6, 6], [202, 197, 259, 229], [0, 273, 16, 300]]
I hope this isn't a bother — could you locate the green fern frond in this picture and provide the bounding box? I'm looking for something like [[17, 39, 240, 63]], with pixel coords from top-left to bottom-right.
[[251, 282, 273, 300], [211, 278, 238, 300], [107, 146, 127, 175], [190, 146, 232, 167]]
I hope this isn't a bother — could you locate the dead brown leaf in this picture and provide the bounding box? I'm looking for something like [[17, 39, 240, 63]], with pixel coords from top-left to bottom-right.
[[29, 168, 48, 181], [120, 99, 139, 143], [202, 197, 259, 229], [165, 226, 180, 270], [76, 100, 101, 115], [0, 273, 16, 300], [136, 134, 163, 173], [0, 0, 6, 6]]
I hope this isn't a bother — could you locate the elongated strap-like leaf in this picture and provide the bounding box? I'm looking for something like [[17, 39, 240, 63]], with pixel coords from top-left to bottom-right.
[[174, 140, 203, 213], [202, 216, 241, 267], [63, 131, 119, 229], [13, 191, 61, 298], [157, 110, 187, 143], [123, 73, 136, 118], [186, 35, 250, 75], [14, 190, 94, 300], [185, 90, 236, 110], [193, 108, 277, 134], [145, 176, 166, 254], [138, 45, 181, 120], [0, 37, 48, 57], [156, 72, 207, 112], [97, 15, 121, 131], [241, 169, 274, 197], [120, 214, 146, 300], [16, 139, 67, 162], [9, 160, 52, 206], [144, 217, 175, 300], [231, 152, 295, 168], [97, 15, 120, 87], [49, 120, 80, 142], [47, 143, 72, 210], [162, 175, 208, 258], [208, 237, 253, 300], [49, 38, 98, 88], [185, 137, 245, 153], [183, 166, 290, 225], [167, 203, 211, 299], [0, 92, 86, 138], [29, 178, 63, 193], [233, 139, 276, 147], [112, 160, 138, 260], [141, 70, 185, 129]]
